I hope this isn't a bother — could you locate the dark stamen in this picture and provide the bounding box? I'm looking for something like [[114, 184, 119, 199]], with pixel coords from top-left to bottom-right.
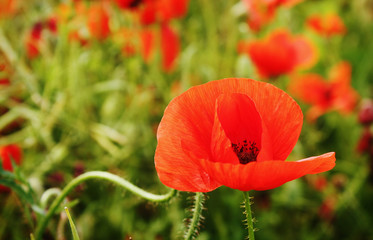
[[231, 140, 259, 164]]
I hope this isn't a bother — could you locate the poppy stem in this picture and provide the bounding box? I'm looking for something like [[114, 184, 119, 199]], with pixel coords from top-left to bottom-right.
[[243, 191, 255, 240], [34, 171, 177, 240], [184, 192, 205, 240]]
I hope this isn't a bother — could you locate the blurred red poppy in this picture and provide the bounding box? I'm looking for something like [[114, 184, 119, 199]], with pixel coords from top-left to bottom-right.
[[160, 24, 180, 72], [126, 0, 189, 25], [358, 99, 373, 126], [87, 3, 111, 40], [242, 0, 303, 31], [289, 61, 358, 121], [155, 78, 335, 192], [307, 13, 346, 37], [0, 144, 22, 192], [238, 29, 317, 79]]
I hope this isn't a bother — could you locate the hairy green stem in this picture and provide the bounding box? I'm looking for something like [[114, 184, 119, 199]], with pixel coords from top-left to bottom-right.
[[34, 171, 177, 240], [184, 192, 204, 240], [243, 191, 255, 240]]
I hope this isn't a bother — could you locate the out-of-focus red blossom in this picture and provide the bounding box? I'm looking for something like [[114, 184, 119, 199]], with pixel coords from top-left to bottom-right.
[[0, 78, 10, 86], [117, 0, 189, 25], [242, 0, 303, 31], [307, 13, 346, 37], [25, 34, 41, 59], [358, 99, 373, 126], [25, 18, 59, 59], [238, 29, 317, 79], [308, 175, 328, 192], [0, 0, 17, 18], [87, 3, 111, 40], [155, 78, 335, 192], [289, 61, 359, 121], [46, 17, 58, 33], [356, 128, 373, 155], [46, 172, 65, 187], [0, 144, 22, 192], [140, 29, 155, 62], [319, 195, 337, 221], [160, 24, 180, 72], [113, 0, 142, 9], [73, 162, 85, 177]]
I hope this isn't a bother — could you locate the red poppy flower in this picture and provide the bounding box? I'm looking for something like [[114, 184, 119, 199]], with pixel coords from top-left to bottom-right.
[[289, 61, 358, 121], [87, 3, 111, 40], [358, 99, 373, 126], [0, 78, 10, 86], [238, 29, 317, 79], [155, 78, 335, 192], [140, 29, 155, 62], [138, 0, 189, 25], [0, 144, 22, 191], [160, 24, 180, 72], [356, 128, 373, 155], [242, 0, 303, 31], [307, 13, 346, 37]]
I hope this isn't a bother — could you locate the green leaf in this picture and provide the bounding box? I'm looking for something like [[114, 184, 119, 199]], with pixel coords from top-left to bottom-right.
[[65, 207, 81, 240]]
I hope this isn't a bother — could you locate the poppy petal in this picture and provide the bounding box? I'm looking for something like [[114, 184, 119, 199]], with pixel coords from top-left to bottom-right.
[[199, 152, 335, 191], [211, 93, 262, 164]]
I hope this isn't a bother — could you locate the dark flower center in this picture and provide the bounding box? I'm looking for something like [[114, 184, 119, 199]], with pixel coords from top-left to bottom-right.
[[231, 140, 259, 164], [129, 0, 143, 8]]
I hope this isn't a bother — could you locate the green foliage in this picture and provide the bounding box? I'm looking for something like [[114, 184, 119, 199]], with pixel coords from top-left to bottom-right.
[[0, 0, 373, 239]]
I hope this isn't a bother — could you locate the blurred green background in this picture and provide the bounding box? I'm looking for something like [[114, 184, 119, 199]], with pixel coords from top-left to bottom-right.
[[0, 0, 373, 239]]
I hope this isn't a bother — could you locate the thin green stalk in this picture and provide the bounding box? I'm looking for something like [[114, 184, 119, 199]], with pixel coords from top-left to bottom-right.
[[184, 192, 205, 240], [243, 191, 255, 240], [34, 171, 177, 240], [40, 188, 62, 209]]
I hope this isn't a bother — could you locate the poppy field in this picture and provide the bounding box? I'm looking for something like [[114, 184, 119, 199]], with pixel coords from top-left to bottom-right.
[[1, 0, 373, 239]]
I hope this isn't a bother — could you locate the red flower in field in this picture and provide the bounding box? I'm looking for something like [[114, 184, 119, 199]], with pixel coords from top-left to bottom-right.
[[319, 195, 337, 221], [238, 29, 317, 79], [242, 0, 303, 31], [307, 13, 346, 37], [160, 24, 180, 72], [24, 19, 59, 59], [358, 99, 373, 126], [140, 29, 155, 62], [289, 61, 358, 121], [357, 128, 373, 155], [116, 0, 189, 25], [87, 3, 111, 40], [0, 144, 22, 192], [0, 78, 10, 86], [155, 78, 335, 192]]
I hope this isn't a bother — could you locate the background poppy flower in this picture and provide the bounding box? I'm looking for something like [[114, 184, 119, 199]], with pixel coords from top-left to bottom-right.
[[160, 24, 180, 72], [239, 29, 317, 79], [289, 61, 359, 121], [155, 78, 335, 192], [307, 13, 346, 37], [242, 0, 303, 31], [0, 144, 22, 192], [87, 3, 111, 40]]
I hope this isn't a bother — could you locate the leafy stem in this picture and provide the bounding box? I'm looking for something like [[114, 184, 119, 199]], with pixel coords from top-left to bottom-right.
[[34, 171, 177, 240], [243, 191, 255, 240]]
